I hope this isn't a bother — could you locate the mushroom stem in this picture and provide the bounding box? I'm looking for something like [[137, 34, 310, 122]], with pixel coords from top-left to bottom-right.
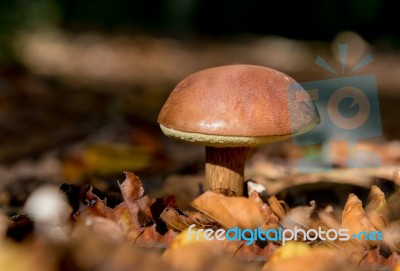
[[205, 146, 251, 196]]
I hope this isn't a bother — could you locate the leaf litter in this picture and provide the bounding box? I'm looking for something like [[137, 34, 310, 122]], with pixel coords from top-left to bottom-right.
[[1, 166, 400, 270]]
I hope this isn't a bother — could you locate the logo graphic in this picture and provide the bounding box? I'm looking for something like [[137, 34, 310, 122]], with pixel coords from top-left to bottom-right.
[[288, 44, 382, 171], [187, 224, 383, 246]]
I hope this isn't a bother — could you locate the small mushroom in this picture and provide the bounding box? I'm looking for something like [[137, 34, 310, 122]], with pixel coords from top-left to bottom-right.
[[158, 65, 319, 196]]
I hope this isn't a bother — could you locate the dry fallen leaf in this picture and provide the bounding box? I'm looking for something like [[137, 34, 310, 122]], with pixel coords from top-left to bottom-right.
[[119, 172, 145, 200], [74, 187, 114, 219], [267, 195, 288, 220], [118, 172, 145, 225], [135, 226, 176, 247], [111, 202, 143, 241], [249, 191, 280, 229], [342, 193, 378, 248], [160, 208, 190, 231], [74, 173, 147, 241], [365, 185, 389, 231], [191, 191, 265, 229]]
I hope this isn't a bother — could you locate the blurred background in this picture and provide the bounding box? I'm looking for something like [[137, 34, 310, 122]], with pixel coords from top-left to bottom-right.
[[1, 0, 400, 210]]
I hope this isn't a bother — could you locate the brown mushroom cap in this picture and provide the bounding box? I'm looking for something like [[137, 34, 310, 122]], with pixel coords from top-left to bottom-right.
[[158, 65, 319, 147]]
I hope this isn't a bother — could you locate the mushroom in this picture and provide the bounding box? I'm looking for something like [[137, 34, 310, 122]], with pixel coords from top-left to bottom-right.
[[158, 65, 319, 196]]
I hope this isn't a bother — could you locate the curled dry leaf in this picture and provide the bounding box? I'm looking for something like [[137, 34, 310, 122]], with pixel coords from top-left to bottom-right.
[[149, 196, 177, 234], [188, 211, 219, 228], [119, 172, 144, 200], [267, 195, 288, 220], [365, 185, 389, 231], [160, 208, 190, 231], [190, 191, 265, 229], [118, 172, 145, 219], [160, 208, 220, 232], [135, 226, 176, 248], [112, 202, 142, 241], [249, 191, 279, 229], [74, 187, 114, 219], [342, 193, 378, 248], [74, 175, 145, 241], [136, 195, 154, 219]]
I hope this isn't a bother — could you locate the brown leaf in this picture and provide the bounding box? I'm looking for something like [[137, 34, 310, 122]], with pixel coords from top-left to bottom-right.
[[365, 185, 389, 231], [188, 211, 218, 228], [160, 208, 190, 231], [74, 187, 114, 219], [249, 191, 279, 229], [267, 195, 288, 220], [160, 208, 219, 231], [136, 195, 154, 219], [191, 191, 265, 229], [74, 182, 144, 241], [342, 193, 378, 248], [112, 202, 142, 240], [135, 225, 176, 248], [118, 172, 154, 233], [119, 172, 144, 202], [150, 196, 176, 234]]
